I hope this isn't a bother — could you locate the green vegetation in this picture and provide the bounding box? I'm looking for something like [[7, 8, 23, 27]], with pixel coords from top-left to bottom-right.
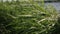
[[0, 0, 59, 34]]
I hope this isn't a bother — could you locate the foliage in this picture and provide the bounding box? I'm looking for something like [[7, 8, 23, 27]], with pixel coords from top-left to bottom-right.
[[0, 0, 58, 34]]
